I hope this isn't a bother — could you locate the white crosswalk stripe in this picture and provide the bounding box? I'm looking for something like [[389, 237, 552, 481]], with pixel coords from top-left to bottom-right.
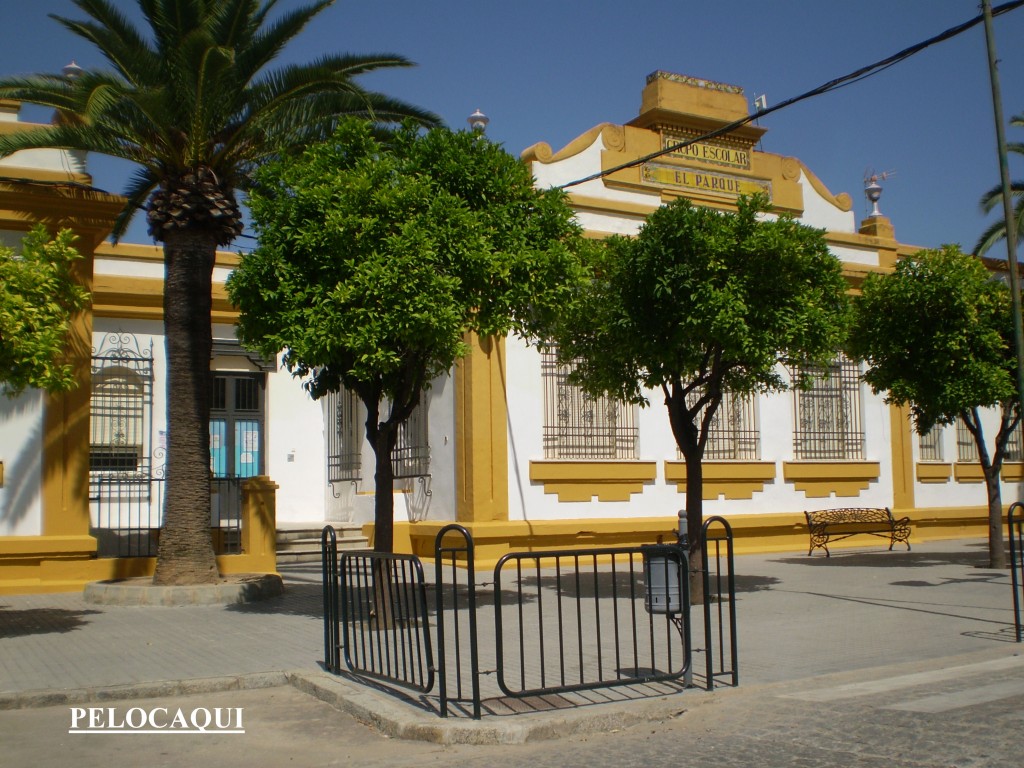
[[884, 679, 1024, 712], [780, 654, 1024, 702]]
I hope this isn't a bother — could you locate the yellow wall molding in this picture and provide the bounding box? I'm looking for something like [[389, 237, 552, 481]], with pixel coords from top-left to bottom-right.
[[663, 460, 776, 500], [954, 463, 986, 483], [521, 123, 623, 164], [797, 161, 853, 212], [782, 461, 881, 498], [93, 274, 239, 323], [95, 241, 240, 269], [1001, 463, 1024, 482], [567, 192, 659, 219], [529, 460, 657, 502], [917, 462, 952, 483]]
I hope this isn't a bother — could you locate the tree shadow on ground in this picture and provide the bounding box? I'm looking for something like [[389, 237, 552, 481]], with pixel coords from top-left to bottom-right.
[[0, 606, 101, 638]]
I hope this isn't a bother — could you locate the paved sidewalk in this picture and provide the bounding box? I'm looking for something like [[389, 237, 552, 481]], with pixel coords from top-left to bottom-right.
[[0, 537, 1020, 745]]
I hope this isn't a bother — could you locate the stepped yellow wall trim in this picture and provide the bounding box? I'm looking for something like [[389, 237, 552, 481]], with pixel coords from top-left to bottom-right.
[[455, 334, 509, 523], [917, 463, 953, 483], [782, 461, 880, 498], [529, 461, 657, 502], [663, 460, 775, 499], [954, 463, 986, 484], [1001, 463, 1024, 482]]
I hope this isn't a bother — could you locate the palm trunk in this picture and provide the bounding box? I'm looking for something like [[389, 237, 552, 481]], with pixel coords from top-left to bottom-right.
[[153, 229, 219, 585]]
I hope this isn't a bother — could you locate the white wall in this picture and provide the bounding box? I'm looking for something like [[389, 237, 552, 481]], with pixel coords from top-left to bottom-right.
[[0, 389, 44, 537]]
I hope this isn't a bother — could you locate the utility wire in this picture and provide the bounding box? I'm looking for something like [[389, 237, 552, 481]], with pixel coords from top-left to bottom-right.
[[559, 0, 1024, 190]]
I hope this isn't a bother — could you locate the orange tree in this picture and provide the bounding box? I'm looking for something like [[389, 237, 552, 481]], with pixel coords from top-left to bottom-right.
[[543, 195, 849, 600], [228, 121, 584, 553], [849, 245, 1018, 568]]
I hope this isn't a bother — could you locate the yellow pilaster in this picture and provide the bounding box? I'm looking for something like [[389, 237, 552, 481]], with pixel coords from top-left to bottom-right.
[[889, 403, 915, 512], [0, 179, 123, 539], [454, 333, 509, 523]]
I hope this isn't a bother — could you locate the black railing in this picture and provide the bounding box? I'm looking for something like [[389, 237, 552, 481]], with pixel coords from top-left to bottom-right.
[[701, 516, 738, 689], [1009, 502, 1024, 643], [337, 550, 434, 693], [493, 546, 690, 698], [321, 528, 722, 718], [433, 525, 481, 719], [89, 475, 243, 557], [322, 526, 341, 672]]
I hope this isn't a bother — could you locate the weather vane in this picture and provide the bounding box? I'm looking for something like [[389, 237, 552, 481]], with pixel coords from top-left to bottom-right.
[[864, 169, 895, 217]]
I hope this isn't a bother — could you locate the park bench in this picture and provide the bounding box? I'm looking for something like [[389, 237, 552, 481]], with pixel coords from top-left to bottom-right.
[[804, 507, 911, 557]]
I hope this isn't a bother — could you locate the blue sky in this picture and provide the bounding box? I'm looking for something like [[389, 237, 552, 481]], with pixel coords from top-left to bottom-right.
[[2, 0, 1023, 253]]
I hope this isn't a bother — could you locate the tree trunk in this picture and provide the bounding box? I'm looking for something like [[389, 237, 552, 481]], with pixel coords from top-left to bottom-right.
[[371, 422, 398, 555], [682, 446, 705, 605], [665, 387, 706, 606], [983, 465, 1008, 569], [153, 230, 219, 585], [369, 421, 400, 628]]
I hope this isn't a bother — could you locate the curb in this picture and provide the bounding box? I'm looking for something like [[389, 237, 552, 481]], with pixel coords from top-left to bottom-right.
[[82, 575, 284, 606]]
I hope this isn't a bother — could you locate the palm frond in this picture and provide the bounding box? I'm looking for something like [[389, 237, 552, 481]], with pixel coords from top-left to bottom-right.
[[54, 1, 162, 86], [110, 165, 161, 240]]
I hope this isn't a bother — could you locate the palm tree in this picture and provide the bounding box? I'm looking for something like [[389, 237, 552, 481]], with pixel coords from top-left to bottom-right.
[[0, 0, 439, 585], [975, 113, 1024, 257]]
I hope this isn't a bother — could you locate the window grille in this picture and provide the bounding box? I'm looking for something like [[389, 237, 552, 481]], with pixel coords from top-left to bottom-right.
[[1004, 418, 1024, 462], [326, 388, 363, 483], [392, 399, 430, 479], [326, 388, 430, 482], [918, 426, 944, 462], [792, 355, 864, 460], [956, 418, 979, 462], [542, 349, 638, 459], [681, 387, 759, 460], [90, 333, 153, 476], [89, 332, 160, 557]]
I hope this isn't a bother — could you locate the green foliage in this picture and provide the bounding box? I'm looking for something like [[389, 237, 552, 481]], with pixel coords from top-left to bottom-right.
[[848, 244, 1016, 434], [228, 119, 584, 401], [551, 195, 850, 407], [0, 227, 89, 396], [0, 0, 439, 239]]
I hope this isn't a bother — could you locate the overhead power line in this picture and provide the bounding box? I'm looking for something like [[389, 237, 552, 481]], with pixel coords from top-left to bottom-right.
[[558, 0, 1024, 190]]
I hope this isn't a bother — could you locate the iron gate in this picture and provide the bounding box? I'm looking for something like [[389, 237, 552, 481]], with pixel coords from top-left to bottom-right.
[[89, 332, 161, 557]]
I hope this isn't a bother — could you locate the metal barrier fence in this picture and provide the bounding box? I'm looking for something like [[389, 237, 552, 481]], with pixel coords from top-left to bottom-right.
[[322, 526, 341, 672], [1010, 502, 1024, 643], [322, 522, 737, 719], [433, 524, 481, 719], [493, 545, 690, 698], [701, 516, 738, 689], [337, 549, 435, 693]]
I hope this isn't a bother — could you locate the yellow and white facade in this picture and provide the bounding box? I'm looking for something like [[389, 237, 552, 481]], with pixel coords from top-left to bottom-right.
[[0, 73, 1012, 593], [396, 72, 1011, 564]]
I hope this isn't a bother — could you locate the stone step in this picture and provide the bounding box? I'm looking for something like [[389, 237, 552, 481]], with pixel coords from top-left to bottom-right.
[[276, 525, 368, 564]]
